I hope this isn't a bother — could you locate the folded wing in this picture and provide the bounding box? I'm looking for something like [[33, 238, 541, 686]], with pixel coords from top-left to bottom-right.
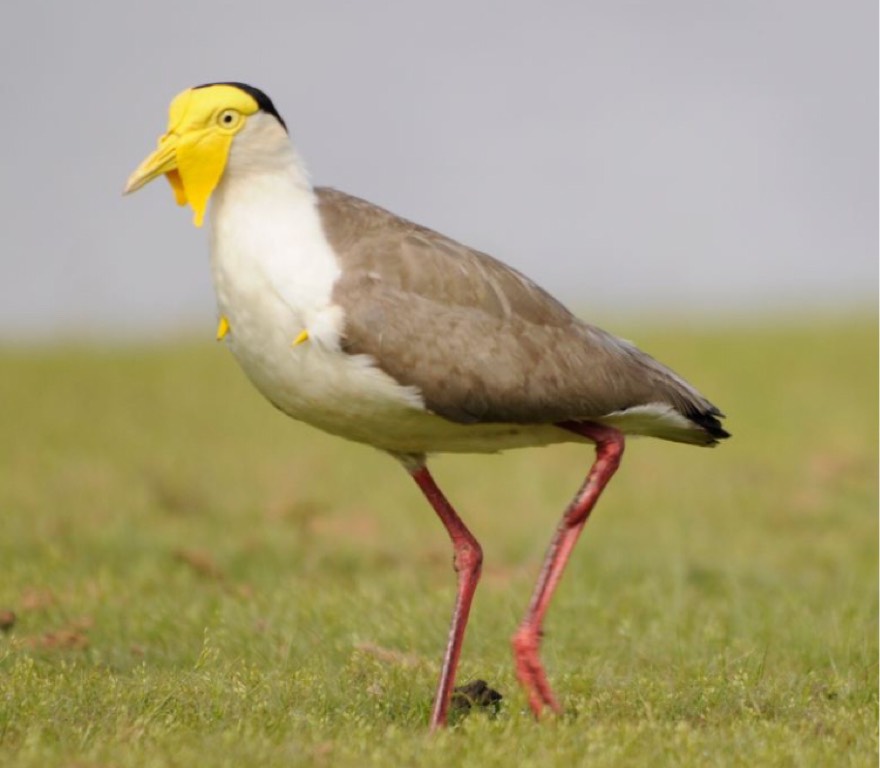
[[318, 187, 728, 444]]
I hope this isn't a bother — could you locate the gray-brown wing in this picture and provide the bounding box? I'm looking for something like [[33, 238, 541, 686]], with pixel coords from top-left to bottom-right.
[[318, 187, 726, 434], [318, 187, 574, 327]]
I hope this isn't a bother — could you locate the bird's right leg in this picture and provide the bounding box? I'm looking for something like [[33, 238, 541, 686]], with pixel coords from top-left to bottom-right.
[[407, 461, 483, 731], [512, 421, 624, 717]]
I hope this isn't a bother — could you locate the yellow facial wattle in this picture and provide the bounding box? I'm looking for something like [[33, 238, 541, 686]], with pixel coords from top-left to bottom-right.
[[124, 85, 259, 226]]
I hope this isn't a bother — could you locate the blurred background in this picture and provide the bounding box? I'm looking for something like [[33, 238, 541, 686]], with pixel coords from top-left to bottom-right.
[[0, 0, 875, 341]]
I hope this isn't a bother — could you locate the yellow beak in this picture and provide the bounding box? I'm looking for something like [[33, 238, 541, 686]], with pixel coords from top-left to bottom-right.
[[124, 132, 189, 222], [123, 135, 179, 195], [124, 126, 234, 227]]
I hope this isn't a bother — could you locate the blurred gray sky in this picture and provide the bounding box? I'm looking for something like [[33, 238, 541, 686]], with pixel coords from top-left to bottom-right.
[[1, 1, 876, 340]]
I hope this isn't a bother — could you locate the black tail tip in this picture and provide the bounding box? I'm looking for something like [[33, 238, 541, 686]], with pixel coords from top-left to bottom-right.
[[691, 409, 731, 443]]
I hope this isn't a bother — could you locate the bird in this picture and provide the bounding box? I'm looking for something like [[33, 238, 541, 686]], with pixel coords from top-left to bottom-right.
[[124, 82, 730, 730]]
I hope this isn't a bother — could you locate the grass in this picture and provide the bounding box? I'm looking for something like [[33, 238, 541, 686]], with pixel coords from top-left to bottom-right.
[[0, 316, 876, 766]]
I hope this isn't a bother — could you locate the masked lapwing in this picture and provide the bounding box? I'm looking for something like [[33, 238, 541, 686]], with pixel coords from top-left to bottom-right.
[[125, 82, 730, 729]]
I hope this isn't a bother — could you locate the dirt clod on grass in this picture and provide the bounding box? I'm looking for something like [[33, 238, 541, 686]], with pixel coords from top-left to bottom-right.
[[173, 548, 226, 581], [0, 610, 16, 632], [450, 679, 503, 714], [22, 616, 93, 651]]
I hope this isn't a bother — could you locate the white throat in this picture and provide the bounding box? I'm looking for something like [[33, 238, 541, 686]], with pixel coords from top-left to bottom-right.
[[208, 115, 342, 331]]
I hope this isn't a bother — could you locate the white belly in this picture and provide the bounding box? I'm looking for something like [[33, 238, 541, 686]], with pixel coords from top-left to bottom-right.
[[216, 271, 571, 454]]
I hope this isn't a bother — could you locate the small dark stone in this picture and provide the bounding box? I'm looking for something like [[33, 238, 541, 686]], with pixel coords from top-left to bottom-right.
[[450, 679, 503, 713]]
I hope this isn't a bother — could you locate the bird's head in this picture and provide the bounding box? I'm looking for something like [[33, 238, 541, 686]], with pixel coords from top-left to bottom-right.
[[124, 82, 288, 227]]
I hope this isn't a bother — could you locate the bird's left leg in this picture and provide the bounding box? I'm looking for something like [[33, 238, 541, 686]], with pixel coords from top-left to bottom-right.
[[406, 459, 483, 731], [512, 422, 624, 717]]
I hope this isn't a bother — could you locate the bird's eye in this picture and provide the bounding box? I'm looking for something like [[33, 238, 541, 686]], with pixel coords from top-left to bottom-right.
[[217, 109, 241, 129]]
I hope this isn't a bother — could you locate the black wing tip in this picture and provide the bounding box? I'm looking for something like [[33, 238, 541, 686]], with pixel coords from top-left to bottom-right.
[[193, 81, 288, 131]]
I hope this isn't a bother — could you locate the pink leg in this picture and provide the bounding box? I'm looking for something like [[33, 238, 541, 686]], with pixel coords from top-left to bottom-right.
[[512, 421, 625, 717], [410, 465, 483, 730]]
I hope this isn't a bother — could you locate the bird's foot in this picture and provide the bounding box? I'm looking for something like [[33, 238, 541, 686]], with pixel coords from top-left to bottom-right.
[[216, 315, 230, 341], [512, 625, 562, 718]]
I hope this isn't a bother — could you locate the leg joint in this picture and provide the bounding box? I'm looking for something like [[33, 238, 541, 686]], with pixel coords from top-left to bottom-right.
[[453, 537, 483, 574], [511, 622, 539, 655]]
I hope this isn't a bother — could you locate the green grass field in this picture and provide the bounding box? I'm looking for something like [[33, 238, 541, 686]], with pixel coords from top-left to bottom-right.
[[0, 317, 876, 767]]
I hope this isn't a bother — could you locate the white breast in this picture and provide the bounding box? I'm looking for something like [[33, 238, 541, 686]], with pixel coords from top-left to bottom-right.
[[208, 122, 426, 436]]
